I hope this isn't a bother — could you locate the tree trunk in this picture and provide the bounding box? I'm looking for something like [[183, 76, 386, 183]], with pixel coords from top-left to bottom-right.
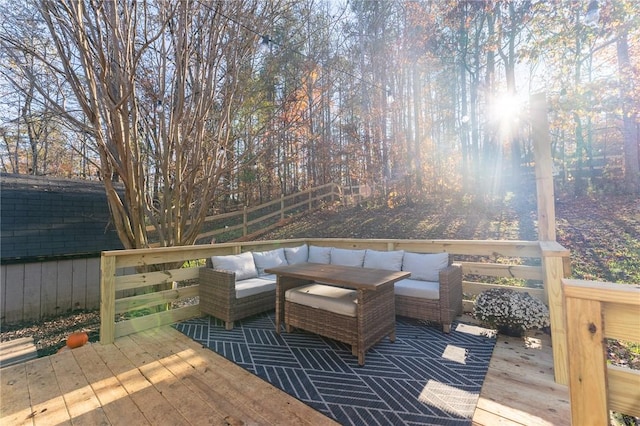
[[616, 31, 640, 195]]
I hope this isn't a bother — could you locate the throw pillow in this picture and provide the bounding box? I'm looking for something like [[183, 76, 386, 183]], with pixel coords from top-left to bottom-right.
[[211, 251, 258, 281], [252, 248, 287, 275], [363, 249, 404, 271], [284, 244, 309, 265], [402, 252, 449, 282], [308, 245, 331, 264], [330, 248, 366, 267]]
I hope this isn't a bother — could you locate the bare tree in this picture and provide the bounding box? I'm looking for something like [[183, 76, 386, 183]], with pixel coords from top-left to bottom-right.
[[2, 0, 274, 248], [611, 1, 640, 194], [0, 8, 60, 175]]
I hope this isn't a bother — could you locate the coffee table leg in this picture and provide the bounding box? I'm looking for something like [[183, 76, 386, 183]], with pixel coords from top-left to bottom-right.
[[275, 277, 312, 334], [275, 277, 283, 334]]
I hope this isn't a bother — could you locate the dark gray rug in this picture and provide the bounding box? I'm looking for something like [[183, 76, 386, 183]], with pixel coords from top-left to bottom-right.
[[174, 312, 496, 425]]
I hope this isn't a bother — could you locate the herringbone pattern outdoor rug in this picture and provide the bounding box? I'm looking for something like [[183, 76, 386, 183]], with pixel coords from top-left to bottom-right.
[[175, 312, 496, 425]]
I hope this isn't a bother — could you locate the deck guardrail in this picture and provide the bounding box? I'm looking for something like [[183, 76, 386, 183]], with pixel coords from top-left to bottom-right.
[[563, 279, 640, 424], [100, 237, 571, 383]]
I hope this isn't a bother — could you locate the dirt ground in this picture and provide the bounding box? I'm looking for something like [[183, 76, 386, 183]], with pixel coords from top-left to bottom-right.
[[1, 310, 100, 357], [2, 192, 639, 359]]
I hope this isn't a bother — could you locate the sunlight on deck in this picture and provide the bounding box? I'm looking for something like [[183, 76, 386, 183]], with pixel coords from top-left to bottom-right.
[[474, 397, 561, 426], [453, 322, 496, 338], [472, 329, 571, 425], [442, 344, 468, 364], [419, 380, 477, 417]]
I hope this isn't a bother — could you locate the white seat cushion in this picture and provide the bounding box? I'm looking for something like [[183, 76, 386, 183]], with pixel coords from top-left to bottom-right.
[[285, 284, 357, 317], [394, 278, 440, 300], [330, 248, 366, 267], [259, 274, 277, 281], [402, 252, 448, 282], [363, 249, 404, 271], [235, 277, 276, 299]]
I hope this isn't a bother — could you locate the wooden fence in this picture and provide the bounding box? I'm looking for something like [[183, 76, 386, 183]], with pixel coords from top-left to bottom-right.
[[145, 182, 372, 244], [99, 237, 571, 384], [1, 257, 101, 323], [192, 183, 342, 242], [563, 279, 640, 424]]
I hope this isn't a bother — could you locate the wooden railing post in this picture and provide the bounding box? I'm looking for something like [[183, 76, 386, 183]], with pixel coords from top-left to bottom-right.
[[564, 295, 608, 425], [531, 92, 556, 241], [540, 241, 570, 385], [532, 93, 570, 385], [100, 254, 116, 344], [280, 194, 285, 220], [563, 279, 640, 423], [243, 205, 248, 236]]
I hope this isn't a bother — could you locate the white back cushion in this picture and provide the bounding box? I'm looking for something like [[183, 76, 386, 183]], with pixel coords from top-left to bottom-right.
[[308, 245, 331, 264], [284, 244, 309, 265], [252, 248, 287, 275], [402, 252, 449, 282], [363, 249, 404, 271], [330, 248, 366, 267], [211, 251, 258, 281]]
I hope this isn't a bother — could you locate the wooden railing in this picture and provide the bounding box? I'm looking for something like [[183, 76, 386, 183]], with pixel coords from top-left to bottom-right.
[[100, 237, 570, 385], [146, 183, 374, 244], [100, 239, 307, 344], [193, 183, 341, 242], [563, 279, 640, 424]]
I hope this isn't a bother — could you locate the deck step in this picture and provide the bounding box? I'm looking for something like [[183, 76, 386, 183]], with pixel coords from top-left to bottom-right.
[[0, 336, 38, 368]]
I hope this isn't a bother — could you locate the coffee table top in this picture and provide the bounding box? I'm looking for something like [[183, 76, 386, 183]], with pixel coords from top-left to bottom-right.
[[265, 262, 410, 290]]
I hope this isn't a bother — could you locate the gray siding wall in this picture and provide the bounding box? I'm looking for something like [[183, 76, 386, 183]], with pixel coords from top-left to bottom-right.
[[1, 257, 101, 323]]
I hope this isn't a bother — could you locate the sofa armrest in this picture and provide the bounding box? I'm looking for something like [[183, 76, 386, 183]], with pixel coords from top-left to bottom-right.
[[199, 267, 237, 302], [438, 263, 463, 311]]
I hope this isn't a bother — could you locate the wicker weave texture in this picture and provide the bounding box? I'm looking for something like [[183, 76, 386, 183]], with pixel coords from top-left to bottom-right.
[[395, 263, 463, 333], [285, 281, 395, 365], [199, 267, 275, 330]]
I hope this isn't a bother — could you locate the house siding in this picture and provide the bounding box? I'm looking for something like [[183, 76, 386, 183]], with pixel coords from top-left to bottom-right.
[[1, 174, 123, 323]]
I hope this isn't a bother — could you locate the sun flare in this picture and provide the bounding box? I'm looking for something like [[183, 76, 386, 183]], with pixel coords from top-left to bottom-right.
[[492, 92, 525, 124]]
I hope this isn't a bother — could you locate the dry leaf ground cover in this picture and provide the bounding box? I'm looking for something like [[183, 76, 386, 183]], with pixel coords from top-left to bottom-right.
[[2, 192, 639, 361], [263, 192, 640, 284]]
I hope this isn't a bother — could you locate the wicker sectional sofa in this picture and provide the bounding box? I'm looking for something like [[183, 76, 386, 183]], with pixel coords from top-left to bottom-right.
[[199, 244, 463, 332]]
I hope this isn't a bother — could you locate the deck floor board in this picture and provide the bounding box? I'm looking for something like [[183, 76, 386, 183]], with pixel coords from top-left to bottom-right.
[[0, 337, 38, 368], [472, 328, 570, 425], [73, 343, 150, 426], [50, 348, 109, 425], [1, 359, 34, 426], [1, 321, 570, 425], [26, 356, 71, 426]]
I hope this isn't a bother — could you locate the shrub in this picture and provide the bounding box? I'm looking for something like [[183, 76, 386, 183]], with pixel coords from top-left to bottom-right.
[[473, 288, 550, 334]]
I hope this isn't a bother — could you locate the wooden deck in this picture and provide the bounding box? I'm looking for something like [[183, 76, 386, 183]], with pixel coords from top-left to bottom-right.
[[472, 328, 571, 425], [0, 337, 37, 368], [1, 326, 338, 426], [1, 321, 570, 426]]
